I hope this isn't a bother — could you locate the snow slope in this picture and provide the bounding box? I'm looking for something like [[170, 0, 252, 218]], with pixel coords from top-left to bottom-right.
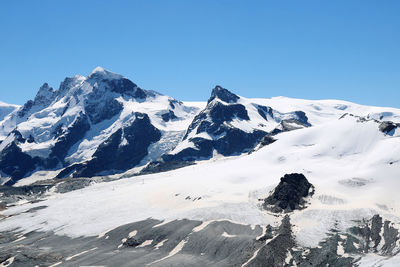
[[0, 101, 20, 140]]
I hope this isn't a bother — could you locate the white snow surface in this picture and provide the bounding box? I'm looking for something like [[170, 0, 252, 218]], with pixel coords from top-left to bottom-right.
[[0, 102, 20, 140]]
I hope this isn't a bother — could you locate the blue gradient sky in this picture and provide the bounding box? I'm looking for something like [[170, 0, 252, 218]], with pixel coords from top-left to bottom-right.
[[1, 0, 399, 107]]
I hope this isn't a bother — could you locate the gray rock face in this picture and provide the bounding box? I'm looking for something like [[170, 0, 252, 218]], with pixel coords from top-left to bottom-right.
[[0, 216, 298, 267], [1, 212, 400, 266], [349, 214, 400, 256], [249, 215, 295, 267]]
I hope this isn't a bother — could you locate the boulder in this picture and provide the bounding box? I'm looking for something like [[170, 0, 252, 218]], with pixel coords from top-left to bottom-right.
[[263, 173, 314, 212]]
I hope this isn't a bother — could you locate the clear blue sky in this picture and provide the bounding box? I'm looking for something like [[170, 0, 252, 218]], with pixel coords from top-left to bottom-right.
[[1, 0, 399, 107]]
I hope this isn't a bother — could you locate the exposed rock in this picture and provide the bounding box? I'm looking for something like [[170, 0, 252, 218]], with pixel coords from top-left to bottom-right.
[[165, 89, 267, 162], [48, 112, 91, 167], [382, 220, 399, 255], [124, 238, 141, 247], [348, 214, 400, 255], [248, 215, 295, 266], [379, 121, 399, 135], [0, 141, 41, 185], [17, 100, 34, 118], [85, 96, 123, 124], [208, 85, 239, 103], [57, 112, 161, 178], [161, 110, 178, 122], [2, 215, 400, 266], [255, 104, 274, 121], [371, 214, 383, 251], [138, 159, 195, 176], [33, 83, 56, 106], [263, 173, 314, 212]]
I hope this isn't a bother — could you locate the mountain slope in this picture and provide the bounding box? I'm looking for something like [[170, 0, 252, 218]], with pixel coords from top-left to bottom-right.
[[0, 101, 20, 140]]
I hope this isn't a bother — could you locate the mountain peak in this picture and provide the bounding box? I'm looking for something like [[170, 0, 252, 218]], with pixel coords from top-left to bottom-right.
[[34, 83, 55, 105], [208, 85, 240, 104], [88, 66, 122, 80]]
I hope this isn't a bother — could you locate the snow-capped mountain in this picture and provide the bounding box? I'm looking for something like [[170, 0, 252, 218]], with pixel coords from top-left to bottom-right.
[[0, 68, 321, 184], [160, 86, 310, 163], [1, 68, 400, 266], [0, 67, 200, 184]]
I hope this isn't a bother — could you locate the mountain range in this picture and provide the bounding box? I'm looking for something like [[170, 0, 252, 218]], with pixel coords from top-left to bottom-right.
[[0, 68, 400, 266], [0, 67, 316, 185]]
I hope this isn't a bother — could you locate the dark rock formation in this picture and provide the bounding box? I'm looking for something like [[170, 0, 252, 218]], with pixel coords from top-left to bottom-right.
[[208, 85, 239, 104], [57, 112, 161, 178], [255, 104, 274, 121], [161, 110, 178, 122], [85, 97, 123, 124], [255, 136, 276, 151], [139, 160, 195, 175], [248, 215, 295, 266], [379, 121, 399, 135], [48, 112, 91, 167], [349, 214, 400, 255], [263, 173, 314, 212], [0, 139, 41, 185], [17, 100, 34, 118], [17, 83, 56, 118]]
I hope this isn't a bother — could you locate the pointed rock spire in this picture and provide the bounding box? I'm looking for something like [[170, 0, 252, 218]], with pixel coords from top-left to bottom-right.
[[208, 85, 240, 104], [33, 83, 55, 106]]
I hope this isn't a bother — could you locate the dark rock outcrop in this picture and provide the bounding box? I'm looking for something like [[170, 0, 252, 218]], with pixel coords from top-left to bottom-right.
[[349, 214, 400, 255], [85, 97, 123, 124], [57, 112, 161, 178], [208, 85, 239, 104], [17, 100, 34, 118], [249, 215, 295, 266], [161, 110, 178, 122], [0, 131, 42, 184], [263, 173, 314, 212], [379, 121, 399, 135], [48, 112, 91, 167], [139, 160, 195, 175]]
